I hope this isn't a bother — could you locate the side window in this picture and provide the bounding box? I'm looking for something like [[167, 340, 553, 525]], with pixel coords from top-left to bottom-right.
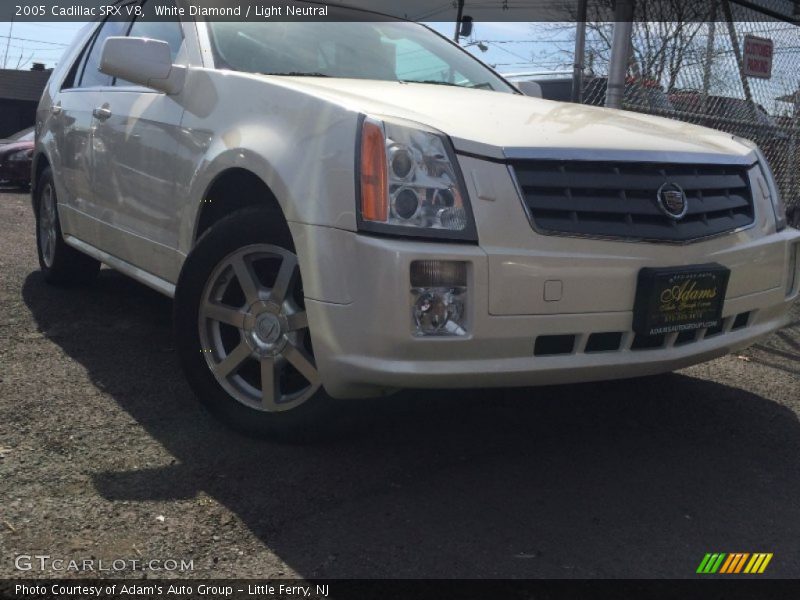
[[61, 37, 91, 90], [128, 0, 185, 61], [78, 18, 131, 88]]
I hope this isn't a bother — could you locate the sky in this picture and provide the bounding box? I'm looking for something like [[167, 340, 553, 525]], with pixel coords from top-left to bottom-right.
[[430, 21, 574, 74], [1, 20, 572, 74], [1, 21, 85, 69]]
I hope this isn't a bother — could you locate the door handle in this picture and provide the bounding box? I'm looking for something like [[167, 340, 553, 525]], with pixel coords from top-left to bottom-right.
[[92, 107, 112, 121], [50, 103, 62, 115]]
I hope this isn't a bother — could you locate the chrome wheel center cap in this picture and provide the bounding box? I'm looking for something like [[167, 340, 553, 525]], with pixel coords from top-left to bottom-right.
[[243, 303, 288, 356], [255, 313, 282, 345]]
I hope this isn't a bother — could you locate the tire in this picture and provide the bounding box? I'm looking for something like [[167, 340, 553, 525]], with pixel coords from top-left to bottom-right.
[[174, 206, 338, 440], [35, 167, 100, 285]]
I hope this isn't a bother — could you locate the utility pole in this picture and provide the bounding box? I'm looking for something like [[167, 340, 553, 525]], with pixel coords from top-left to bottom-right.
[[572, 0, 588, 103], [791, 86, 800, 203], [454, 0, 465, 42], [605, 0, 635, 109], [2, 15, 14, 70], [700, 2, 718, 118]]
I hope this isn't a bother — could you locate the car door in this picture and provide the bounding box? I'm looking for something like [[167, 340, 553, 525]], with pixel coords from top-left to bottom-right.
[[89, 0, 187, 282], [50, 17, 131, 237]]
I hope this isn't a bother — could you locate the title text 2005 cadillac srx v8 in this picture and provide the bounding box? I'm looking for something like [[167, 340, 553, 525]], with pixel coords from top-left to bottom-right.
[[33, 2, 800, 436]]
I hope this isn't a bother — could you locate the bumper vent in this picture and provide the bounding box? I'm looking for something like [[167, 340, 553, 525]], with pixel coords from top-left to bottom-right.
[[511, 160, 755, 242], [533, 311, 754, 357]]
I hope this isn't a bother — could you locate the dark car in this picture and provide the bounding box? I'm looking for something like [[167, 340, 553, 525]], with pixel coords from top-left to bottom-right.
[[0, 127, 35, 188], [668, 92, 780, 132]]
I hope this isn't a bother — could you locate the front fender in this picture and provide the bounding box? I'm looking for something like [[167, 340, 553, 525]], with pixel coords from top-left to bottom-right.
[[176, 70, 364, 258], [180, 146, 293, 255]]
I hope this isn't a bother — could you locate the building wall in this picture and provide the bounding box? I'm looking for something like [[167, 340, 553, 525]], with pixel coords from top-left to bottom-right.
[[0, 100, 37, 138]]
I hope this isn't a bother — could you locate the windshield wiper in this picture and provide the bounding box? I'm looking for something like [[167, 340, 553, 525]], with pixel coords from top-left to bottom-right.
[[399, 79, 494, 90], [399, 79, 462, 87], [261, 72, 330, 77]]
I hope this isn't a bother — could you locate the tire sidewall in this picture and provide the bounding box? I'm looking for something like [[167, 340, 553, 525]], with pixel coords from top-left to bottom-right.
[[34, 167, 99, 284], [174, 206, 335, 439], [34, 168, 62, 274]]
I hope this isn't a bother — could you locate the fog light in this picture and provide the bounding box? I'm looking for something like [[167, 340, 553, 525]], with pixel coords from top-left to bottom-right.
[[411, 260, 467, 288], [411, 261, 467, 336], [788, 242, 799, 297]]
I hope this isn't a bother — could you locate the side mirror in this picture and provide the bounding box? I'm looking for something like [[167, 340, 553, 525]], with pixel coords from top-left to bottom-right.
[[459, 16, 473, 38], [517, 81, 543, 98], [100, 37, 185, 95]]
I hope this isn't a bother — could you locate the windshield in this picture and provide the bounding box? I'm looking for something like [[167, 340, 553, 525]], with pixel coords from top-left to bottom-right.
[[10, 128, 34, 142], [207, 20, 516, 93]]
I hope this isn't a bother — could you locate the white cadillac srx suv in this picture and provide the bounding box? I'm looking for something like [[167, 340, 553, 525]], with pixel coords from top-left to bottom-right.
[[33, 2, 800, 437]]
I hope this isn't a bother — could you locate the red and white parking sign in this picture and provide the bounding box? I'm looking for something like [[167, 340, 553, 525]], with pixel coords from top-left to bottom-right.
[[743, 35, 773, 79]]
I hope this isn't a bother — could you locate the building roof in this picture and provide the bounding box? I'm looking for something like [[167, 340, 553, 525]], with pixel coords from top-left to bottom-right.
[[0, 69, 52, 103]]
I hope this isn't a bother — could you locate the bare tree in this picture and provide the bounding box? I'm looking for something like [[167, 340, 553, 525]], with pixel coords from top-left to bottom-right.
[[15, 52, 33, 70], [583, 0, 713, 89]]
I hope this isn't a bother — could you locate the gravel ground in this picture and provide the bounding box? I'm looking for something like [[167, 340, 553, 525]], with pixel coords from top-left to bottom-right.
[[1, 187, 799, 580]]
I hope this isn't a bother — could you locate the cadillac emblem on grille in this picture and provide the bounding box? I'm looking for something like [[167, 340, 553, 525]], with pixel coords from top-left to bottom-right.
[[657, 183, 689, 220]]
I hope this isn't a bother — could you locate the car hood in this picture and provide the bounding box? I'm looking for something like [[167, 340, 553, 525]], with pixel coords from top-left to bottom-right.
[[271, 77, 753, 162]]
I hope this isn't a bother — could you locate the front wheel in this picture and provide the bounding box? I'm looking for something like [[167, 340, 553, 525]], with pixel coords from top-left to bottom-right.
[[174, 206, 336, 439]]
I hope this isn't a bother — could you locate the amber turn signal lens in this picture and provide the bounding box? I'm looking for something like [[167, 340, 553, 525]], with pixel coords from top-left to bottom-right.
[[360, 120, 388, 222]]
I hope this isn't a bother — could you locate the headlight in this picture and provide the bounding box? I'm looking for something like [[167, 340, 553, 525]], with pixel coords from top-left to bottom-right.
[[357, 116, 477, 241], [8, 149, 32, 162], [735, 137, 786, 232]]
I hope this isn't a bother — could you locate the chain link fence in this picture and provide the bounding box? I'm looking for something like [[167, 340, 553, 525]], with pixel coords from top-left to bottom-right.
[[578, 0, 799, 216]]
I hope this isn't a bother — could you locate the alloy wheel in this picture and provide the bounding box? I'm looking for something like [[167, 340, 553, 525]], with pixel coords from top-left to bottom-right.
[[198, 244, 320, 412], [38, 183, 57, 268]]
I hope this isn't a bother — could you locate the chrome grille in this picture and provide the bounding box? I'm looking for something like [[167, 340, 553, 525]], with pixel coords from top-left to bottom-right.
[[511, 160, 755, 242]]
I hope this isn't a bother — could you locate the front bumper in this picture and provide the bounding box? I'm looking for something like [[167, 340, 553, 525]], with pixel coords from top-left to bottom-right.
[[291, 223, 800, 399]]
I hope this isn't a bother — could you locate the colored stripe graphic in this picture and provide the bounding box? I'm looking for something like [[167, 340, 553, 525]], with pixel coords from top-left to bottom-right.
[[734, 553, 750, 573], [719, 554, 735, 573], [719, 553, 750, 573], [698, 552, 773, 574], [697, 553, 726, 573], [748, 553, 774, 574], [696, 554, 713, 573]]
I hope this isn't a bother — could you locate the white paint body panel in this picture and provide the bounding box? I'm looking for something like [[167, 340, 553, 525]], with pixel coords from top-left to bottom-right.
[[265, 77, 753, 161], [34, 19, 800, 398]]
